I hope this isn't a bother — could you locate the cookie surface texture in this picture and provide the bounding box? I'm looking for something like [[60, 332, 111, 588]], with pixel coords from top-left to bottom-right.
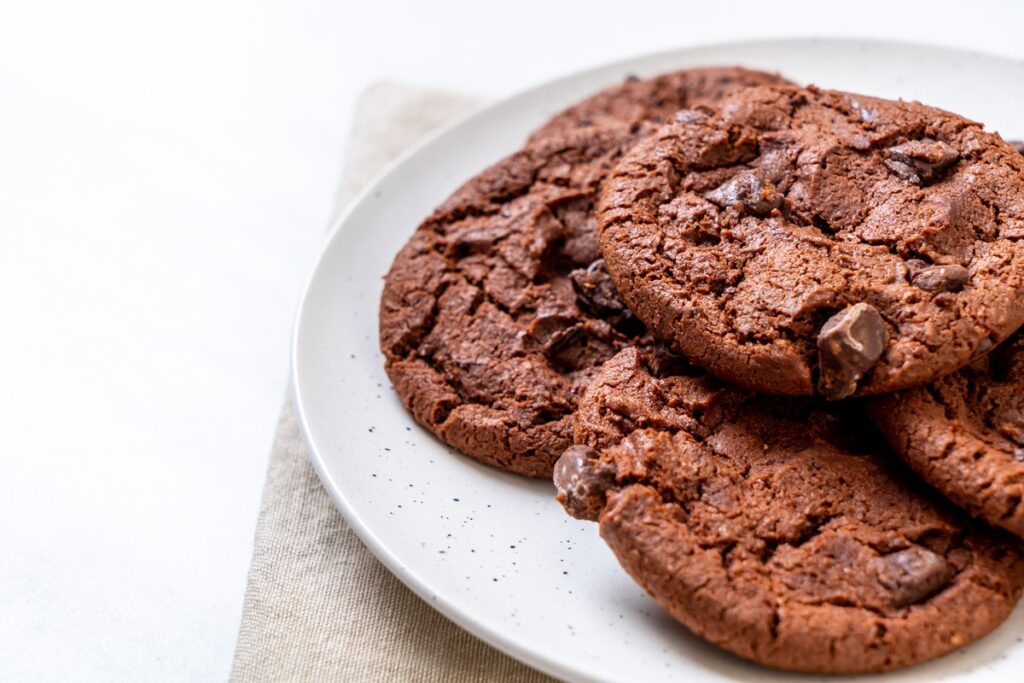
[[530, 66, 790, 141], [380, 126, 648, 477], [869, 329, 1024, 539]]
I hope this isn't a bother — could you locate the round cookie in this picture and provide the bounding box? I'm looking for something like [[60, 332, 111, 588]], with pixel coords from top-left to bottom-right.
[[529, 66, 791, 142], [380, 125, 651, 478], [868, 328, 1024, 539], [557, 346, 1024, 673], [598, 85, 1024, 398]]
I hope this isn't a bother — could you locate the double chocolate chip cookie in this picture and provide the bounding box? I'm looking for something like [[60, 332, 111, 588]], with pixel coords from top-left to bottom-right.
[[869, 328, 1024, 540], [381, 68, 790, 477], [598, 85, 1024, 398], [380, 126, 642, 477], [558, 346, 1024, 673]]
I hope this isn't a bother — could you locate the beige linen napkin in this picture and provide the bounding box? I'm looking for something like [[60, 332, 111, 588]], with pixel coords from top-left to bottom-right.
[[231, 83, 556, 683]]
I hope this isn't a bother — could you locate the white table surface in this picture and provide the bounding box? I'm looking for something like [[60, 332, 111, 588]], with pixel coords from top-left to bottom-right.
[[2, 2, 1023, 680]]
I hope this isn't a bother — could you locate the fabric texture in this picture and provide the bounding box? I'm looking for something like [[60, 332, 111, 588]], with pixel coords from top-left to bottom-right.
[[231, 82, 556, 683]]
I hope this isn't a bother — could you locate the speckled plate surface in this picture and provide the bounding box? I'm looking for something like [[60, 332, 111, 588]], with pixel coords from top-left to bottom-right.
[[293, 39, 1024, 683]]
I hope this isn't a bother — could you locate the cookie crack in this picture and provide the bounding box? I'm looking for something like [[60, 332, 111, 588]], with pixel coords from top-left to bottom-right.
[[758, 512, 840, 565]]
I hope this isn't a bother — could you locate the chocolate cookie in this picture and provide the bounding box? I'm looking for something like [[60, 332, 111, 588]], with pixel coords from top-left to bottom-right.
[[558, 346, 1024, 673], [868, 328, 1024, 539], [380, 126, 653, 478], [530, 67, 791, 142], [598, 85, 1024, 398]]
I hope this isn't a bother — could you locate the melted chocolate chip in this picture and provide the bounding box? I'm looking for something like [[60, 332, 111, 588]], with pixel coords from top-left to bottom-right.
[[704, 170, 783, 216], [527, 312, 576, 346], [1010, 140, 1024, 156], [543, 323, 587, 364], [642, 343, 690, 378], [884, 139, 959, 185], [817, 303, 889, 400], [911, 264, 970, 293], [873, 546, 955, 608], [570, 259, 630, 317], [553, 445, 615, 520], [541, 320, 621, 371]]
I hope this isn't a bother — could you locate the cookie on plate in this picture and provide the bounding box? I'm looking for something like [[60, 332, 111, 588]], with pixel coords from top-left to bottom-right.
[[530, 66, 790, 141], [598, 85, 1024, 398], [380, 126, 652, 478], [557, 346, 1024, 673], [868, 328, 1024, 539]]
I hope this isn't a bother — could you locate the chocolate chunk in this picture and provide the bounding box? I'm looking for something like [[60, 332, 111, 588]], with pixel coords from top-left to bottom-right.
[[704, 170, 783, 216], [873, 547, 955, 607], [553, 445, 615, 520], [1015, 448, 1024, 462], [1010, 140, 1024, 156], [911, 264, 970, 292], [570, 259, 630, 317], [642, 343, 690, 378], [817, 303, 889, 400], [527, 312, 576, 346], [541, 320, 620, 371], [885, 160, 926, 183], [884, 139, 959, 185], [543, 323, 587, 364]]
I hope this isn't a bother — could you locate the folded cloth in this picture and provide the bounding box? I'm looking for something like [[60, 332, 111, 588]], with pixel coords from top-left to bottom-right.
[[231, 82, 556, 683]]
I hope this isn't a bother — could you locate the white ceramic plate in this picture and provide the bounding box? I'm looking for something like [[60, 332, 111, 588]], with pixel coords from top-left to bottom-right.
[[293, 39, 1024, 682]]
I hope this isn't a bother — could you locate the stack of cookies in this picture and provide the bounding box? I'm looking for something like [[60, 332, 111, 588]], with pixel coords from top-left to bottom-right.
[[379, 67, 1024, 673]]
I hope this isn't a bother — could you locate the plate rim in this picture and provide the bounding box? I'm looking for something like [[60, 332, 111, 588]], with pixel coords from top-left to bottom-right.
[[292, 37, 1024, 682]]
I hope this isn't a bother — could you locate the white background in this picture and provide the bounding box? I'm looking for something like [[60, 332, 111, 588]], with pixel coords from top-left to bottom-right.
[[2, 1, 1023, 681]]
